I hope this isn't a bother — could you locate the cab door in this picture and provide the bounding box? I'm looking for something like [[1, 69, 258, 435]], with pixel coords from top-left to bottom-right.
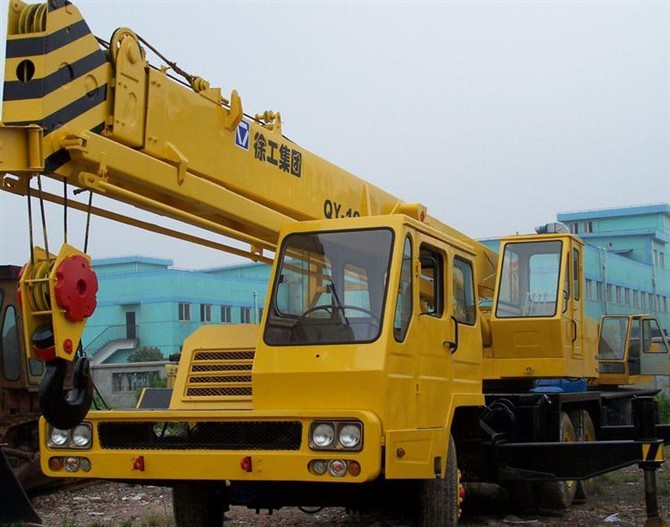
[[640, 317, 670, 375], [448, 253, 481, 402], [413, 239, 451, 428]]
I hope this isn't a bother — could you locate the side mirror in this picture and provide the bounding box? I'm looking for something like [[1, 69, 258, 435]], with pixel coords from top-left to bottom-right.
[[444, 316, 459, 354]]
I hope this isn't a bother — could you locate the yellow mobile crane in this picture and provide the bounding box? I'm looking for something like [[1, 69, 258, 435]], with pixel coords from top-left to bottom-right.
[[1, 2, 669, 526]]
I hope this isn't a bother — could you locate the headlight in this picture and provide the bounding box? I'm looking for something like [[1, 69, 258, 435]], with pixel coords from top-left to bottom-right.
[[309, 421, 364, 451], [50, 428, 69, 447], [48, 423, 93, 449], [339, 424, 361, 449], [311, 423, 335, 448], [72, 424, 92, 448]]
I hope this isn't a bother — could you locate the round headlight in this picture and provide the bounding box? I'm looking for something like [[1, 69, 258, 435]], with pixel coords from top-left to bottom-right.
[[312, 423, 335, 448], [339, 424, 361, 449], [63, 456, 80, 472], [328, 459, 348, 477], [311, 460, 328, 475], [79, 458, 92, 472], [50, 428, 69, 447], [72, 424, 92, 447]]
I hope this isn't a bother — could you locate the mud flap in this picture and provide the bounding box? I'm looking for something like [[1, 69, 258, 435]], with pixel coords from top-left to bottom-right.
[[39, 357, 93, 430], [0, 449, 41, 526]]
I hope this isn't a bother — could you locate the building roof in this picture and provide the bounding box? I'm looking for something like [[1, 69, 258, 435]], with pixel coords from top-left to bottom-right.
[[93, 256, 174, 268], [557, 203, 670, 222]]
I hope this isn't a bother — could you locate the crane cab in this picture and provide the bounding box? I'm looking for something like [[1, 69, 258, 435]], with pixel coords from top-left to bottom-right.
[[597, 314, 670, 385], [249, 214, 487, 453], [483, 233, 598, 381]]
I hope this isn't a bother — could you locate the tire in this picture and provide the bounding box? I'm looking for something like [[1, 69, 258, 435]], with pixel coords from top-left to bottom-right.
[[571, 409, 595, 502], [540, 411, 577, 509], [417, 436, 460, 527], [173, 482, 225, 527]]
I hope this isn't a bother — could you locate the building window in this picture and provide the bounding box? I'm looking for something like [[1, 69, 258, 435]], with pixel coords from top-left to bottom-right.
[[633, 290, 639, 308], [625, 288, 630, 307], [570, 223, 579, 234], [665, 297, 668, 313], [112, 371, 161, 392], [607, 284, 613, 303], [583, 221, 593, 233], [585, 279, 593, 300], [178, 303, 191, 321], [596, 281, 604, 301], [616, 286, 622, 305], [240, 307, 251, 323], [200, 304, 212, 322], [641, 292, 647, 310], [654, 250, 665, 269], [221, 305, 232, 323]]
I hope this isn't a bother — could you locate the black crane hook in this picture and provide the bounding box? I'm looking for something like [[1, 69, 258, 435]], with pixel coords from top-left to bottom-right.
[[39, 356, 93, 430]]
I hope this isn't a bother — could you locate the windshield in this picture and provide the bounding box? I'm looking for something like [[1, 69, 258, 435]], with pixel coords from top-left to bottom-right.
[[495, 240, 563, 318], [264, 229, 394, 345], [598, 317, 628, 361]]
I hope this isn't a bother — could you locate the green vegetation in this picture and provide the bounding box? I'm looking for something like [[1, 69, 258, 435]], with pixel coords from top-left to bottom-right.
[[127, 346, 165, 363], [656, 392, 670, 424]]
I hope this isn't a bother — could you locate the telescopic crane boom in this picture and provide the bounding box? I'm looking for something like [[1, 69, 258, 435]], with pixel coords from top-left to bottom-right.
[[1, 0, 497, 285], [1, 3, 669, 527]]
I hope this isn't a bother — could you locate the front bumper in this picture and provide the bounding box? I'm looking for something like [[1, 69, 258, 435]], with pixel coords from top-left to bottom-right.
[[40, 409, 383, 483]]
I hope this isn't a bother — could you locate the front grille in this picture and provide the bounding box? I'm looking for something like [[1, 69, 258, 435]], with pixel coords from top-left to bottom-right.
[[98, 421, 302, 450], [185, 349, 255, 399]]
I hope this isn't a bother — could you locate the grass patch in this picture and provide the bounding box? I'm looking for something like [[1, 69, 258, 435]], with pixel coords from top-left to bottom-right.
[[656, 392, 670, 424], [140, 515, 173, 527]]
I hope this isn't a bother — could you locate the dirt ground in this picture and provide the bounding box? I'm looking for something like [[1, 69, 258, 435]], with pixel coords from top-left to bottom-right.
[[29, 463, 670, 527]]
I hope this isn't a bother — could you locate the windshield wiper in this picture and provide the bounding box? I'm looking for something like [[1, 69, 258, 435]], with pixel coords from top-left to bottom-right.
[[328, 283, 351, 326]]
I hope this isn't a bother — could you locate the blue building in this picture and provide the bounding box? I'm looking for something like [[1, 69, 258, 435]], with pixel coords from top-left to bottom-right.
[[83, 257, 271, 363], [558, 204, 669, 331]]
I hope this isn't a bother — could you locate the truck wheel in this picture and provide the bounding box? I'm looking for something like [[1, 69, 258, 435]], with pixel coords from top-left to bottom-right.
[[417, 436, 459, 527], [173, 482, 224, 527], [540, 412, 577, 509], [572, 409, 595, 502]]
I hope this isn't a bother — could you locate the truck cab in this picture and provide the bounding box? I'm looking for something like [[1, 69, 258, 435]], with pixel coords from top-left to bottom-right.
[[598, 314, 670, 385], [483, 232, 598, 382]]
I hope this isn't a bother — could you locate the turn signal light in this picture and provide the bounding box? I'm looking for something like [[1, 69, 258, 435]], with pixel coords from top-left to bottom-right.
[[348, 460, 361, 477], [48, 457, 63, 471]]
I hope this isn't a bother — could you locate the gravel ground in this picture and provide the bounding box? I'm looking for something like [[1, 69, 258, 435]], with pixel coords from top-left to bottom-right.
[[30, 465, 670, 527]]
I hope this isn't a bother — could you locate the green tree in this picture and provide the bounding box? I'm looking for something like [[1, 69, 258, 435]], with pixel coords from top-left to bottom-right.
[[127, 346, 164, 363]]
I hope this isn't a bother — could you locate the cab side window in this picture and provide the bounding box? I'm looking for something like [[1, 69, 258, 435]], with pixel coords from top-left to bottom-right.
[[419, 245, 444, 317], [572, 248, 580, 301], [2, 305, 21, 381], [394, 237, 413, 342], [628, 318, 641, 374], [453, 257, 476, 325]]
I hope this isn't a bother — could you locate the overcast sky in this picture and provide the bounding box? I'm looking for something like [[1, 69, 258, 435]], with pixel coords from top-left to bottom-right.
[[0, 0, 668, 269]]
